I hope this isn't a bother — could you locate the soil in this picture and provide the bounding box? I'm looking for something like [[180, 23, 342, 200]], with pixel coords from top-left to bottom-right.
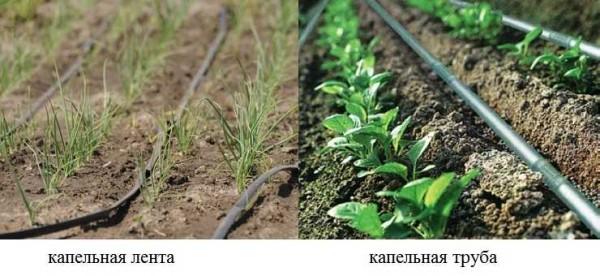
[[299, 0, 597, 239], [0, 0, 298, 239]]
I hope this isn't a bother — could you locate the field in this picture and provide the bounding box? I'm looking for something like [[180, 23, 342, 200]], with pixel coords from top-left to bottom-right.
[[299, 0, 599, 239], [0, 0, 298, 238]]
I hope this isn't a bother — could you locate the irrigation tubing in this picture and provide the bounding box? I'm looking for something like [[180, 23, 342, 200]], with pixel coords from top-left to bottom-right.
[[299, 0, 329, 48], [449, 0, 600, 60], [365, 0, 600, 237], [0, 8, 229, 239], [211, 164, 299, 239]]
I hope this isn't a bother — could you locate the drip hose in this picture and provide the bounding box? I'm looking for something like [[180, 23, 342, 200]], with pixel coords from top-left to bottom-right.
[[299, 0, 329, 48], [449, 0, 600, 60], [365, 0, 600, 237], [212, 164, 298, 239]]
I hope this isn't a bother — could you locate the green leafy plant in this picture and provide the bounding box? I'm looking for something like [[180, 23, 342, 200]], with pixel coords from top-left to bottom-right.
[[328, 169, 480, 238], [531, 38, 590, 91], [314, 0, 480, 240], [407, 0, 503, 43], [322, 109, 435, 181], [450, 3, 503, 42], [498, 27, 543, 65], [316, 54, 391, 115]]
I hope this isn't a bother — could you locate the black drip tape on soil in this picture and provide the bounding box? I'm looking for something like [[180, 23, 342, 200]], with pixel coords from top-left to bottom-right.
[[0, 8, 229, 239], [212, 164, 299, 239]]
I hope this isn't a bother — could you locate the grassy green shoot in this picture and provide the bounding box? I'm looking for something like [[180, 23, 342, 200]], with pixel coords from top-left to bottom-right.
[[29, 76, 115, 194], [0, 0, 80, 97], [0, 0, 43, 21], [0, 39, 36, 96], [12, 163, 37, 226], [0, 112, 17, 158], [173, 106, 201, 155], [141, 121, 175, 205], [117, 0, 190, 104], [1, 106, 37, 160], [209, 0, 297, 192]]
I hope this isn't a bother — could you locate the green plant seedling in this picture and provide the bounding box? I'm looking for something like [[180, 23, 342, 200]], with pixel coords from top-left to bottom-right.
[[29, 78, 115, 194], [498, 27, 542, 65], [531, 38, 591, 92], [328, 169, 480, 239], [406, 0, 455, 18], [449, 3, 503, 42], [0, 112, 17, 158], [172, 107, 201, 155], [15, 175, 37, 226], [316, 54, 391, 115], [142, 131, 175, 205], [407, 0, 503, 42]]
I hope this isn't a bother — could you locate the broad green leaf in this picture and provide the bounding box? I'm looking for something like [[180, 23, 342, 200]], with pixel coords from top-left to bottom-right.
[[380, 107, 398, 130], [327, 202, 364, 220], [418, 164, 436, 174], [396, 177, 433, 205], [564, 68, 582, 79], [497, 43, 518, 53], [326, 137, 361, 150], [345, 125, 387, 141], [524, 27, 542, 44], [456, 168, 480, 189], [352, 203, 384, 238], [357, 170, 373, 178], [369, 72, 392, 85], [428, 169, 480, 238], [531, 54, 560, 69], [373, 162, 408, 179], [407, 132, 434, 170], [391, 116, 411, 152], [328, 202, 384, 238], [345, 102, 367, 122], [315, 80, 347, 95], [424, 173, 455, 208], [323, 114, 353, 134]]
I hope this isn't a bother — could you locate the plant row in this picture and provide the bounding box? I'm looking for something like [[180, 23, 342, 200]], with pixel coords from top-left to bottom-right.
[[0, 0, 200, 226], [406, 0, 595, 93], [315, 0, 479, 239]]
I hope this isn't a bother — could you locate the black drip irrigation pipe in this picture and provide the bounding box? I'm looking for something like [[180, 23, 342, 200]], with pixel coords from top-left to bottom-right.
[[211, 164, 299, 239], [0, 18, 111, 145], [449, 0, 600, 60], [365, 0, 600, 237], [299, 0, 329, 48], [0, 8, 229, 239]]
